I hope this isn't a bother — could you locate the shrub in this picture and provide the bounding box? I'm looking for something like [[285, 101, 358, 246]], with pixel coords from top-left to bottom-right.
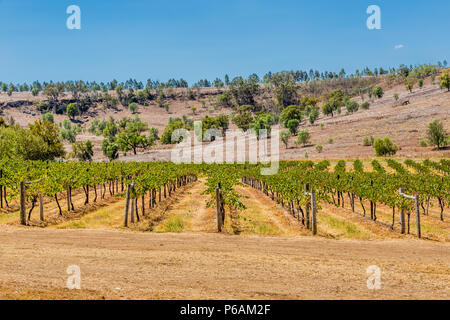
[[360, 102, 370, 110], [66, 103, 79, 119], [42, 113, 54, 123], [129, 102, 138, 114], [393, 93, 399, 101], [363, 136, 374, 146], [38, 102, 50, 112], [280, 130, 291, 149], [373, 137, 398, 156], [419, 140, 428, 147], [373, 86, 384, 98], [308, 106, 320, 124], [346, 101, 359, 113], [161, 120, 188, 145], [232, 110, 253, 132], [295, 130, 311, 147], [287, 119, 300, 135], [440, 70, 450, 91], [280, 105, 302, 127], [315, 145, 323, 153], [71, 140, 94, 161], [418, 79, 424, 88], [328, 138, 334, 144]]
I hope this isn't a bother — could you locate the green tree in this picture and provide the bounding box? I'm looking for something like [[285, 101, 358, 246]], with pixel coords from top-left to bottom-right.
[[439, 70, 450, 91], [101, 138, 119, 161], [215, 91, 234, 109], [59, 120, 81, 143], [280, 105, 302, 127], [373, 137, 398, 156], [72, 140, 94, 161], [66, 103, 79, 120], [161, 120, 189, 145], [373, 86, 384, 99], [346, 101, 359, 113], [418, 79, 424, 88], [42, 113, 54, 123], [280, 130, 291, 149], [287, 119, 300, 135], [308, 106, 320, 124], [43, 83, 65, 113], [251, 113, 273, 138], [427, 119, 447, 149], [28, 120, 65, 159], [273, 74, 298, 107], [232, 108, 253, 132], [295, 130, 311, 147], [129, 102, 139, 114], [321, 101, 334, 117], [116, 118, 151, 154]]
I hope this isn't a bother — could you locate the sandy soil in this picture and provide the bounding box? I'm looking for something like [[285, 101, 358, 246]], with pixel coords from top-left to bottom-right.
[[0, 178, 448, 300], [0, 227, 448, 300]]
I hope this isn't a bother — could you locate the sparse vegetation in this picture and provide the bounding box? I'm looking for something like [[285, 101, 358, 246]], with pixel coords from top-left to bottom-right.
[[360, 101, 370, 110], [280, 130, 291, 149], [315, 145, 323, 153], [295, 130, 311, 147], [426, 119, 447, 149], [439, 70, 450, 91], [362, 136, 374, 146], [373, 137, 398, 156]]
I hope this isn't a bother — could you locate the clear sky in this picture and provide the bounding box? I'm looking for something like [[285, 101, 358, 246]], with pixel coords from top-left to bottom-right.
[[1, 0, 448, 84]]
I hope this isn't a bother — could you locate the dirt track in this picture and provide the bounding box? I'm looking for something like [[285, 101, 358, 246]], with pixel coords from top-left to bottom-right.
[[0, 227, 448, 300]]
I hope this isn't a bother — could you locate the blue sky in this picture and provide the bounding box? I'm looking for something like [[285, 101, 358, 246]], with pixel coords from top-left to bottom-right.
[[0, 0, 448, 84]]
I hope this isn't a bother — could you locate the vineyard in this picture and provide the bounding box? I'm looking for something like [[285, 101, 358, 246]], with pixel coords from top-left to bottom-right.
[[0, 158, 448, 240]]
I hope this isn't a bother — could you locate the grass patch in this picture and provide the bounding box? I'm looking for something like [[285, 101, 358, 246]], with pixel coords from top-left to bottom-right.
[[0, 211, 19, 224], [59, 220, 87, 229], [155, 216, 185, 233], [227, 208, 281, 236], [52, 200, 125, 229], [320, 214, 371, 239]]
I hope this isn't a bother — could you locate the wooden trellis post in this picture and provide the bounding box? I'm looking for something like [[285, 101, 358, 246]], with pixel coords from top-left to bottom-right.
[[311, 190, 317, 235], [39, 193, 44, 222], [305, 184, 317, 235], [19, 179, 43, 225], [123, 183, 134, 227], [0, 169, 3, 209], [304, 184, 310, 230], [399, 188, 421, 238], [20, 181, 26, 225], [216, 183, 224, 232]]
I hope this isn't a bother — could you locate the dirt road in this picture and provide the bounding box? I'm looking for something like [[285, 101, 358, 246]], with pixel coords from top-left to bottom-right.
[[0, 227, 448, 300]]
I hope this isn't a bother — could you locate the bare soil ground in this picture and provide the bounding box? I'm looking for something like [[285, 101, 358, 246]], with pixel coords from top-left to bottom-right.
[[0, 178, 448, 300], [0, 227, 448, 300]]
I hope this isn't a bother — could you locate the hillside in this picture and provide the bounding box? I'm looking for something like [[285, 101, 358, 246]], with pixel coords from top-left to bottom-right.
[[0, 74, 448, 161]]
